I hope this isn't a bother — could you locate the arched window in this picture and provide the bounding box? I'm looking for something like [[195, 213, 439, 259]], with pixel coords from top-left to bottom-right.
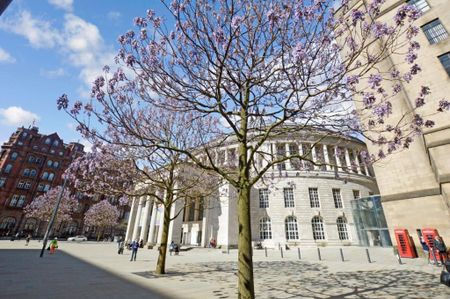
[[28, 155, 36, 163], [285, 216, 299, 240], [259, 217, 272, 240], [4, 164, 12, 174], [53, 161, 59, 168], [48, 173, 55, 181], [23, 218, 37, 231], [23, 169, 30, 177], [53, 140, 59, 147], [311, 216, 325, 240], [42, 172, 49, 180], [47, 160, 53, 167], [337, 217, 349, 240], [11, 152, 18, 160], [0, 217, 16, 230], [45, 138, 51, 144], [30, 169, 37, 177]]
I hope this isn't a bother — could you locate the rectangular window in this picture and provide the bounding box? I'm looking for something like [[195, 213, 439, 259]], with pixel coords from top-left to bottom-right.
[[276, 144, 286, 171], [9, 195, 19, 207], [333, 188, 343, 208], [44, 184, 50, 192], [0, 177, 6, 188], [17, 181, 25, 189], [438, 52, 450, 76], [422, 19, 449, 44], [37, 183, 45, 191], [309, 188, 320, 208], [188, 203, 195, 221], [24, 181, 32, 190], [259, 188, 269, 208], [283, 188, 295, 208], [353, 190, 360, 200], [407, 0, 430, 13]]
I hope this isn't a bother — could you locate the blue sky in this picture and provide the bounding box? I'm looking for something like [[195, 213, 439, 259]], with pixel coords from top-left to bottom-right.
[[0, 0, 170, 150]]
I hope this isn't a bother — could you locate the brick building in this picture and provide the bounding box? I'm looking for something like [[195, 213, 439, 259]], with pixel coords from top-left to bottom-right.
[[0, 126, 87, 237]]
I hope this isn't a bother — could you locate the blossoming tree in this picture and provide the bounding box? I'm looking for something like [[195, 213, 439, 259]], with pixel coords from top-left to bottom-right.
[[24, 186, 77, 235], [58, 1, 449, 298], [65, 115, 218, 274], [84, 199, 120, 241]]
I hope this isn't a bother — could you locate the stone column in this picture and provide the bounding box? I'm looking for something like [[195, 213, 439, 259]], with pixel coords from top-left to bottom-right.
[[131, 197, 145, 242], [311, 144, 318, 170], [323, 144, 331, 171], [168, 198, 184, 244], [344, 148, 351, 172], [201, 201, 209, 247], [124, 197, 138, 243], [334, 146, 342, 171], [354, 150, 363, 175], [147, 201, 158, 245], [139, 196, 152, 243], [285, 143, 291, 170], [157, 205, 165, 244]]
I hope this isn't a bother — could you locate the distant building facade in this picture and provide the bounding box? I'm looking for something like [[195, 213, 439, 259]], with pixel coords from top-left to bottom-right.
[[0, 127, 85, 236], [337, 0, 450, 244], [0, 126, 129, 238], [125, 129, 379, 248]]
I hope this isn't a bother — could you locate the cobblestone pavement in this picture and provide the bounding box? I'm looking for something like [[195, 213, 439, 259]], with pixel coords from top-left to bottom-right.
[[1, 240, 449, 299]]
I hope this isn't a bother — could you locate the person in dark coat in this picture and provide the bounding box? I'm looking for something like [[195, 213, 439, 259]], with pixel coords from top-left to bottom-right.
[[130, 240, 139, 261], [434, 235, 447, 263]]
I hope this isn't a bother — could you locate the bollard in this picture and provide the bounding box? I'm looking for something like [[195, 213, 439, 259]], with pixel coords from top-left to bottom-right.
[[365, 248, 372, 263], [396, 253, 403, 265], [281, 247, 284, 258], [431, 249, 438, 265], [317, 247, 322, 261], [297, 248, 301, 260], [340, 248, 345, 262], [265, 247, 267, 258]]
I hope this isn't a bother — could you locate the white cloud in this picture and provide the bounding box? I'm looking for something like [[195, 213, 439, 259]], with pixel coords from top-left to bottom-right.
[[0, 11, 62, 48], [0, 47, 15, 63], [48, 0, 73, 12], [79, 139, 92, 152], [0, 106, 40, 126], [107, 11, 121, 20], [40, 67, 67, 78], [0, 10, 117, 95]]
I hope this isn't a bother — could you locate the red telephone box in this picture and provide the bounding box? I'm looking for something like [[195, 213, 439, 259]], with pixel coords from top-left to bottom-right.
[[422, 228, 442, 262], [394, 229, 418, 258]]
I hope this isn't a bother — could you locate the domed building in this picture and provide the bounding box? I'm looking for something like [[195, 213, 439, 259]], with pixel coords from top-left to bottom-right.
[[125, 129, 379, 248]]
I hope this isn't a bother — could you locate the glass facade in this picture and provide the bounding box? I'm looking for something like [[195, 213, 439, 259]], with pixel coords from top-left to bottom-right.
[[351, 195, 392, 247]]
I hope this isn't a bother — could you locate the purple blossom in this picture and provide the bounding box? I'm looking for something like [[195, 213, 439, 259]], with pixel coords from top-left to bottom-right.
[[71, 101, 83, 115], [415, 97, 425, 108], [57, 94, 69, 110], [125, 54, 136, 66], [363, 92, 376, 107], [351, 9, 364, 25], [393, 84, 402, 94], [438, 99, 450, 112], [424, 120, 435, 128], [292, 42, 306, 62], [231, 16, 243, 30], [373, 101, 392, 118], [134, 17, 147, 27], [368, 74, 382, 89], [213, 28, 225, 45]]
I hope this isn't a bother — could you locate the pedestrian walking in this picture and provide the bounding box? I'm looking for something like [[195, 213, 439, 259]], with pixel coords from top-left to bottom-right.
[[49, 238, 58, 254], [130, 239, 139, 261], [25, 234, 31, 246], [434, 235, 448, 264]]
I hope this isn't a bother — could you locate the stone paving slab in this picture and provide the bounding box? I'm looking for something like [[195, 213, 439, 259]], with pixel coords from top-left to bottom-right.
[[1, 240, 450, 298]]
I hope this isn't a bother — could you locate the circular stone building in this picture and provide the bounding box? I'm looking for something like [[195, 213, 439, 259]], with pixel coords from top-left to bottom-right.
[[125, 129, 378, 249]]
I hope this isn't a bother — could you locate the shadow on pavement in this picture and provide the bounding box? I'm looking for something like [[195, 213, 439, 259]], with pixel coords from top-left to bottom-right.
[[132, 260, 450, 299], [0, 249, 173, 299]]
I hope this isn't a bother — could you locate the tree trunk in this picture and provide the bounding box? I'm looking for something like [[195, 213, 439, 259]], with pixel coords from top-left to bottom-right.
[[96, 228, 102, 242], [155, 202, 171, 275], [237, 184, 254, 299]]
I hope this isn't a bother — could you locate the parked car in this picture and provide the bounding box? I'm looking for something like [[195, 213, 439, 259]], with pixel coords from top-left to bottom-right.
[[67, 235, 87, 242]]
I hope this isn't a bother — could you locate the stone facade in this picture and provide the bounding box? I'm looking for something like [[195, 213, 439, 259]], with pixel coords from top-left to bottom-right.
[[336, 0, 450, 244], [125, 131, 378, 248]]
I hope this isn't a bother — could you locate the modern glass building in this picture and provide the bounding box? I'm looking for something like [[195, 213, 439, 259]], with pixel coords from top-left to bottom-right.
[[351, 195, 392, 247]]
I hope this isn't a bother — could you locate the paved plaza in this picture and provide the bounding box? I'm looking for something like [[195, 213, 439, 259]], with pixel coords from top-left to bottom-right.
[[1, 240, 450, 298]]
